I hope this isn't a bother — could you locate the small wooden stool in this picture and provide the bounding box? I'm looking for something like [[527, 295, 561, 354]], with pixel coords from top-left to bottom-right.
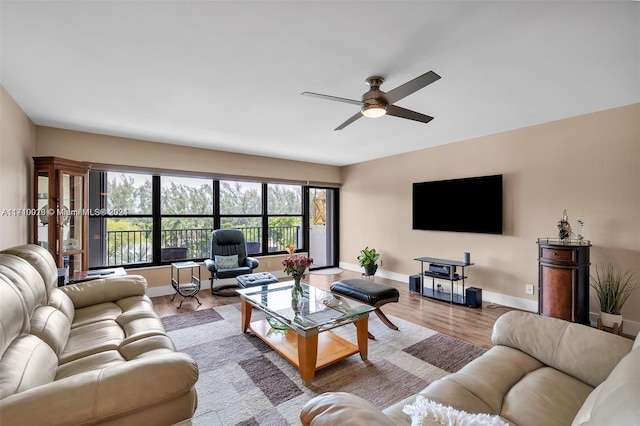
[[330, 279, 400, 339]]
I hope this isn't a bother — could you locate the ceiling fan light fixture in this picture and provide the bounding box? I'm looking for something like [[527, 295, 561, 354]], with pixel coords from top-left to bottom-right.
[[361, 103, 387, 118]]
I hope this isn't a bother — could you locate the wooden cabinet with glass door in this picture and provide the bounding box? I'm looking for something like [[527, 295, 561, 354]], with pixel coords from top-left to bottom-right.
[[33, 157, 91, 275]]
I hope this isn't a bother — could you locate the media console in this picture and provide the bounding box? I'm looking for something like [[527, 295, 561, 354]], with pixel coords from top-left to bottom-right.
[[412, 256, 474, 305]]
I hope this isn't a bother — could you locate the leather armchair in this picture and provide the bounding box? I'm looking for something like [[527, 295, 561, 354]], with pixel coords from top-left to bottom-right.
[[204, 229, 259, 296]]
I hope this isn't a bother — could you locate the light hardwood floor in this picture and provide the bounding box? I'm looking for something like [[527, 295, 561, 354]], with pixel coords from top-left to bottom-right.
[[151, 269, 517, 349]]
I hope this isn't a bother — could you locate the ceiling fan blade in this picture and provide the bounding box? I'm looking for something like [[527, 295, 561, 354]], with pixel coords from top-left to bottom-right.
[[301, 92, 362, 106], [382, 71, 441, 105], [335, 112, 362, 130], [386, 105, 434, 124]]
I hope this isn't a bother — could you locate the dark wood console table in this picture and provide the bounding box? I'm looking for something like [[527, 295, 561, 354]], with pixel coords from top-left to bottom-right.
[[413, 257, 474, 305]]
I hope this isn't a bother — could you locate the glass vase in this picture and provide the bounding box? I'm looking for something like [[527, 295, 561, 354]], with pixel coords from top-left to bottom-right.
[[291, 276, 305, 316]]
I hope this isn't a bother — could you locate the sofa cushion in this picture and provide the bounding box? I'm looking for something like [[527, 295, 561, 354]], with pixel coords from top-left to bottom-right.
[[0, 245, 58, 295], [48, 287, 75, 323], [500, 366, 593, 426], [29, 305, 71, 357], [418, 345, 543, 416], [0, 276, 29, 352], [572, 346, 640, 425], [0, 335, 58, 398], [492, 311, 633, 387], [0, 256, 48, 314], [60, 320, 125, 364]]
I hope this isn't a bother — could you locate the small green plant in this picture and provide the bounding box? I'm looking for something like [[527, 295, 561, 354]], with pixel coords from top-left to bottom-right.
[[357, 247, 380, 276], [590, 264, 637, 315]]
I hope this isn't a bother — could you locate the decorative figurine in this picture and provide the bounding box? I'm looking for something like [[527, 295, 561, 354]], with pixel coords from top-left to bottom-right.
[[557, 209, 573, 244]]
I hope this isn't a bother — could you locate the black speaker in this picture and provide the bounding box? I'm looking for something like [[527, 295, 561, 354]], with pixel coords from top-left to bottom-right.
[[409, 275, 422, 293], [466, 287, 482, 308]]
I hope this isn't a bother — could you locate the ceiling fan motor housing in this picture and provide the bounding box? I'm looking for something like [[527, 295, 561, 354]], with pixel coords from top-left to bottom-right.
[[362, 76, 388, 108]]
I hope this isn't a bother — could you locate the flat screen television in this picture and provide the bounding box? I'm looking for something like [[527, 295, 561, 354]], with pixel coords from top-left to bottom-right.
[[412, 174, 503, 234]]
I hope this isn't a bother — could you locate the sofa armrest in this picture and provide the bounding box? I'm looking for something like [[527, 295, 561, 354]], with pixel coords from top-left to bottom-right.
[[59, 275, 148, 308], [0, 352, 198, 425], [300, 392, 396, 426], [492, 311, 633, 387]]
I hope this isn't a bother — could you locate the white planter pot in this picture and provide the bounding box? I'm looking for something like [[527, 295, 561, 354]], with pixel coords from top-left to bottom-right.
[[599, 311, 623, 328]]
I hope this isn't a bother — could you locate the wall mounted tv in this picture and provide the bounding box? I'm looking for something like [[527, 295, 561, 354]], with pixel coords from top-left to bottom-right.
[[413, 174, 503, 234]]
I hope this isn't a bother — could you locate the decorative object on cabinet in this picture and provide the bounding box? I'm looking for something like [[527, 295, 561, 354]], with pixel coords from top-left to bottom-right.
[[591, 263, 637, 334], [556, 209, 574, 243], [576, 215, 585, 242], [537, 238, 591, 324], [33, 156, 91, 275], [357, 246, 379, 277]]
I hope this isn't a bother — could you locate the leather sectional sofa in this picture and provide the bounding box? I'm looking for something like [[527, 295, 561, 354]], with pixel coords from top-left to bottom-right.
[[301, 310, 639, 426], [0, 244, 198, 425]]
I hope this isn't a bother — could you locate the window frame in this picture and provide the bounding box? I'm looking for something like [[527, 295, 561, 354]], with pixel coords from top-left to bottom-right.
[[89, 170, 313, 269]]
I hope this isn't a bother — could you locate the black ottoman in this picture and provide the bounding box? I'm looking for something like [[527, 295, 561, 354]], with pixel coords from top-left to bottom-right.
[[330, 279, 400, 338], [236, 272, 279, 288]]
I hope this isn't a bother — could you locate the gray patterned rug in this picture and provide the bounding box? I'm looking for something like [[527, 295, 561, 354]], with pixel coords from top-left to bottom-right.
[[163, 304, 486, 426]]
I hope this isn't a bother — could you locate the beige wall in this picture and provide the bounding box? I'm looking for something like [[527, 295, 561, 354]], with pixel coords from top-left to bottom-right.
[[0, 86, 37, 249], [340, 104, 640, 324], [36, 126, 342, 185]]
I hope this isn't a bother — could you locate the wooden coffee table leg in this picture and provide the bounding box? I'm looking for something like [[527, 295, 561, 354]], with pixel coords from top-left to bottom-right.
[[355, 316, 369, 361], [298, 333, 318, 384], [240, 299, 252, 332]]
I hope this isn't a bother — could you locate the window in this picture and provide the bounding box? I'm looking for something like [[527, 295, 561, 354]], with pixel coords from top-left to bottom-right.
[[90, 172, 153, 267], [160, 176, 214, 261], [219, 180, 262, 254], [267, 184, 302, 253], [89, 171, 318, 268]]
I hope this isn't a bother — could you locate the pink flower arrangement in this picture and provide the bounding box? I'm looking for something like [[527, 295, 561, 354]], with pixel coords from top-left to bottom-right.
[[282, 254, 313, 279]]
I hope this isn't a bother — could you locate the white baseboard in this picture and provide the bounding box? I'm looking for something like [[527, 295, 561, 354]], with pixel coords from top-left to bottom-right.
[[338, 262, 639, 337]]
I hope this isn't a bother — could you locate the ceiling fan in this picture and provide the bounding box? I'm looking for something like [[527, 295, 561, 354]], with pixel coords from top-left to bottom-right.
[[302, 70, 440, 130]]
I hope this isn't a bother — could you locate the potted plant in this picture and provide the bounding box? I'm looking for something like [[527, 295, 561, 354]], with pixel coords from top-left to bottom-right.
[[590, 264, 637, 328], [358, 247, 380, 276]]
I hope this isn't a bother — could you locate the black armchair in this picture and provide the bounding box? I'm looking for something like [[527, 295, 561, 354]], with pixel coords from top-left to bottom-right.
[[204, 229, 259, 296]]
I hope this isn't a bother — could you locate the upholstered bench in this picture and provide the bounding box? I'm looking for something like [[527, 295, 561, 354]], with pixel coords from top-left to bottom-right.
[[330, 279, 400, 338], [236, 272, 279, 288]]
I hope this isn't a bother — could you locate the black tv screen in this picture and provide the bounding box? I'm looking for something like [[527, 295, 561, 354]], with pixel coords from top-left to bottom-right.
[[413, 174, 503, 234]]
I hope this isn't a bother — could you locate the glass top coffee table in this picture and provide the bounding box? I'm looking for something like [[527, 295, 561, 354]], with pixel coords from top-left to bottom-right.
[[236, 281, 375, 384]]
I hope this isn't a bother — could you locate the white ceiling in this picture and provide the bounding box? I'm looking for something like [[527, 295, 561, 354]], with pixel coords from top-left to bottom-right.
[[1, 1, 638, 166]]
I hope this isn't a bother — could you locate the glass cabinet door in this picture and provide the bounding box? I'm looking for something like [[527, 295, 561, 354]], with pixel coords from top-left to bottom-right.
[[61, 172, 85, 276], [36, 169, 52, 251], [33, 157, 90, 275]]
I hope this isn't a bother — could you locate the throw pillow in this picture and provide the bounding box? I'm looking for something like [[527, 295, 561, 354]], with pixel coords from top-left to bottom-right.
[[215, 254, 239, 269], [403, 396, 509, 426]]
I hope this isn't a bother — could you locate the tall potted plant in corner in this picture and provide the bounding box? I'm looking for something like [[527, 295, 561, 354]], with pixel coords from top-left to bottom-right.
[[590, 264, 637, 329], [358, 247, 380, 276]]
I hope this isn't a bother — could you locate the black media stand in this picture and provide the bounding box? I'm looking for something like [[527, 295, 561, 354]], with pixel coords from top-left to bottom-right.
[[413, 257, 474, 305]]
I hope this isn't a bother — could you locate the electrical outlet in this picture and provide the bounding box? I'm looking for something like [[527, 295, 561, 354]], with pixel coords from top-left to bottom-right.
[[379, 259, 382, 267], [266, 261, 272, 268], [526, 284, 534, 295]]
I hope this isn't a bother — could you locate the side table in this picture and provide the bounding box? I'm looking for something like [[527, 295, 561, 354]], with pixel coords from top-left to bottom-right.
[[171, 261, 202, 308]]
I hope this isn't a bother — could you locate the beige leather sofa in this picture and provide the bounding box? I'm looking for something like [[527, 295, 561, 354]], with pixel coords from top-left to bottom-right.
[[301, 311, 639, 426], [0, 244, 198, 425]]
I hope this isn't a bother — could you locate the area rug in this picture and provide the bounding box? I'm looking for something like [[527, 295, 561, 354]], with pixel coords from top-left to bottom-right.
[[163, 304, 486, 426]]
